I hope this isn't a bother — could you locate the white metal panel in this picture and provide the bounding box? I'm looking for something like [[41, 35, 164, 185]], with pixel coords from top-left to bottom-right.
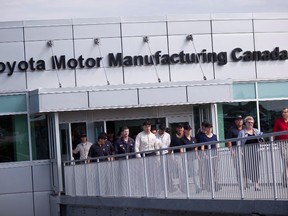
[[39, 92, 88, 111], [254, 19, 288, 33], [170, 64, 214, 82], [0, 28, 23, 42], [26, 69, 76, 90], [73, 23, 121, 38], [187, 84, 232, 103], [0, 42, 25, 73], [254, 32, 288, 50], [124, 65, 170, 84], [214, 62, 256, 80], [138, 86, 187, 105], [0, 72, 27, 91], [25, 40, 74, 71], [212, 20, 253, 33], [168, 34, 213, 57], [256, 61, 288, 79], [34, 192, 51, 216], [24, 25, 73, 41], [121, 22, 167, 37], [168, 34, 214, 82], [89, 89, 138, 108], [168, 20, 211, 35], [0, 166, 32, 193], [253, 33, 288, 79], [212, 33, 254, 61], [74, 37, 122, 68], [76, 67, 123, 87], [0, 193, 33, 216], [33, 164, 52, 191], [122, 36, 169, 84]]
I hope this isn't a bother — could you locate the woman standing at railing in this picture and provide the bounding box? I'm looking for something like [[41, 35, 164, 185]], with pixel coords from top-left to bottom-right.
[[196, 122, 221, 192], [238, 116, 263, 191]]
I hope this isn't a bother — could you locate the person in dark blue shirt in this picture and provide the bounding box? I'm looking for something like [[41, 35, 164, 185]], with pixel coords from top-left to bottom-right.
[[181, 124, 202, 194], [197, 122, 221, 192], [114, 126, 135, 159], [88, 134, 110, 162]]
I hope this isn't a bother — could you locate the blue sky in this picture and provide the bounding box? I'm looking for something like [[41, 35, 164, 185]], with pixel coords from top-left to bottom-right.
[[0, 0, 288, 21]]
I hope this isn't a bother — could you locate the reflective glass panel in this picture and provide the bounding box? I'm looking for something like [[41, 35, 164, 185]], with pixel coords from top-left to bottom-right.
[[0, 115, 29, 162]]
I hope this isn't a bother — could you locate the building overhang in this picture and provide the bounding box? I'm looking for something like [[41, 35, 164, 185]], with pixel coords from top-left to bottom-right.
[[28, 80, 233, 113]]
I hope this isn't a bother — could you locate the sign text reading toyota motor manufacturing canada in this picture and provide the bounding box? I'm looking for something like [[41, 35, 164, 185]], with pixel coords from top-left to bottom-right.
[[0, 47, 287, 76]]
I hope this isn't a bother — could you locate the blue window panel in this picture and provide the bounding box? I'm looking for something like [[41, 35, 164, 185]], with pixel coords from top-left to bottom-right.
[[0, 94, 27, 113], [233, 83, 256, 100], [258, 82, 288, 99]]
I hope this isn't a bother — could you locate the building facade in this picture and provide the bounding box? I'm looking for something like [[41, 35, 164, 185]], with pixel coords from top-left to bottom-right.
[[0, 13, 288, 216]]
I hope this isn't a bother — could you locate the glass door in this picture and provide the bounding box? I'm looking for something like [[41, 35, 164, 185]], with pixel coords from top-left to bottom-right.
[[167, 115, 192, 136], [59, 123, 72, 162]]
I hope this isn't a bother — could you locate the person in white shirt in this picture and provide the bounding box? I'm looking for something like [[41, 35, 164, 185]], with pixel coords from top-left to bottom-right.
[[73, 133, 92, 161], [135, 120, 158, 158], [156, 124, 171, 154]]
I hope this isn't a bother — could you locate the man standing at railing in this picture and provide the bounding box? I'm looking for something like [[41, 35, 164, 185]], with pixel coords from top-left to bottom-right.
[[135, 120, 158, 158], [114, 126, 135, 159], [135, 120, 160, 196], [273, 107, 288, 188], [87, 134, 111, 162], [226, 115, 244, 184], [72, 132, 92, 163]]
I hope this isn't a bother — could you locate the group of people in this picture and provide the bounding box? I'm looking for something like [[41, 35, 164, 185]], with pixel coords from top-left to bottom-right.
[[226, 107, 288, 190], [72, 107, 288, 193]]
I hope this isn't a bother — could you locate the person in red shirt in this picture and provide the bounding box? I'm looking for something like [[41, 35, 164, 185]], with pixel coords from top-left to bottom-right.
[[273, 107, 288, 188]]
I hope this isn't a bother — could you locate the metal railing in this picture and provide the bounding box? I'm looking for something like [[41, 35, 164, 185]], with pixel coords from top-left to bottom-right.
[[63, 131, 288, 200]]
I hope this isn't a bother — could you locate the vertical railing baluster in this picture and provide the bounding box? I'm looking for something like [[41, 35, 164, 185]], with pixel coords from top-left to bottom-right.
[[237, 140, 244, 199], [126, 155, 132, 197], [207, 145, 215, 199], [143, 154, 149, 197], [269, 136, 278, 200], [182, 149, 190, 198], [161, 152, 168, 198]]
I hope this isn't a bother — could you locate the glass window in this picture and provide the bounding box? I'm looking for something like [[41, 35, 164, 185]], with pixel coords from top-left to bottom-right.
[[258, 82, 288, 99], [0, 94, 27, 113], [259, 100, 288, 133], [221, 102, 257, 139], [30, 115, 49, 160], [233, 83, 256, 100], [0, 115, 29, 162]]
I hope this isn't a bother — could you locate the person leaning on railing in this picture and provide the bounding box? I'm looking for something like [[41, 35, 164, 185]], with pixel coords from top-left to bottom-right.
[[273, 107, 288, 188], [238, 116, 264, 191], [87, 134, 111, 163], [196, 121, 222, 192], [226, 115, 245, 184]]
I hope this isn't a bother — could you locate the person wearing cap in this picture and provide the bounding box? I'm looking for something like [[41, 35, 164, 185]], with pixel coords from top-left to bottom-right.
[[88, 134, 111, 162], [226, 115, 244, 148], [135, 120, 158, 158], [100, 132, 115, 159], [170, 123, 184, 153], [181, 124, 202, 194], [226, 115, 245, 184], [72, 133, 92, 162]]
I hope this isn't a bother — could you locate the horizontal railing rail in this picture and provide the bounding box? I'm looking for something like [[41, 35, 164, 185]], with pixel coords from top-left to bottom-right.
[[63, 130, 288, 200]]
